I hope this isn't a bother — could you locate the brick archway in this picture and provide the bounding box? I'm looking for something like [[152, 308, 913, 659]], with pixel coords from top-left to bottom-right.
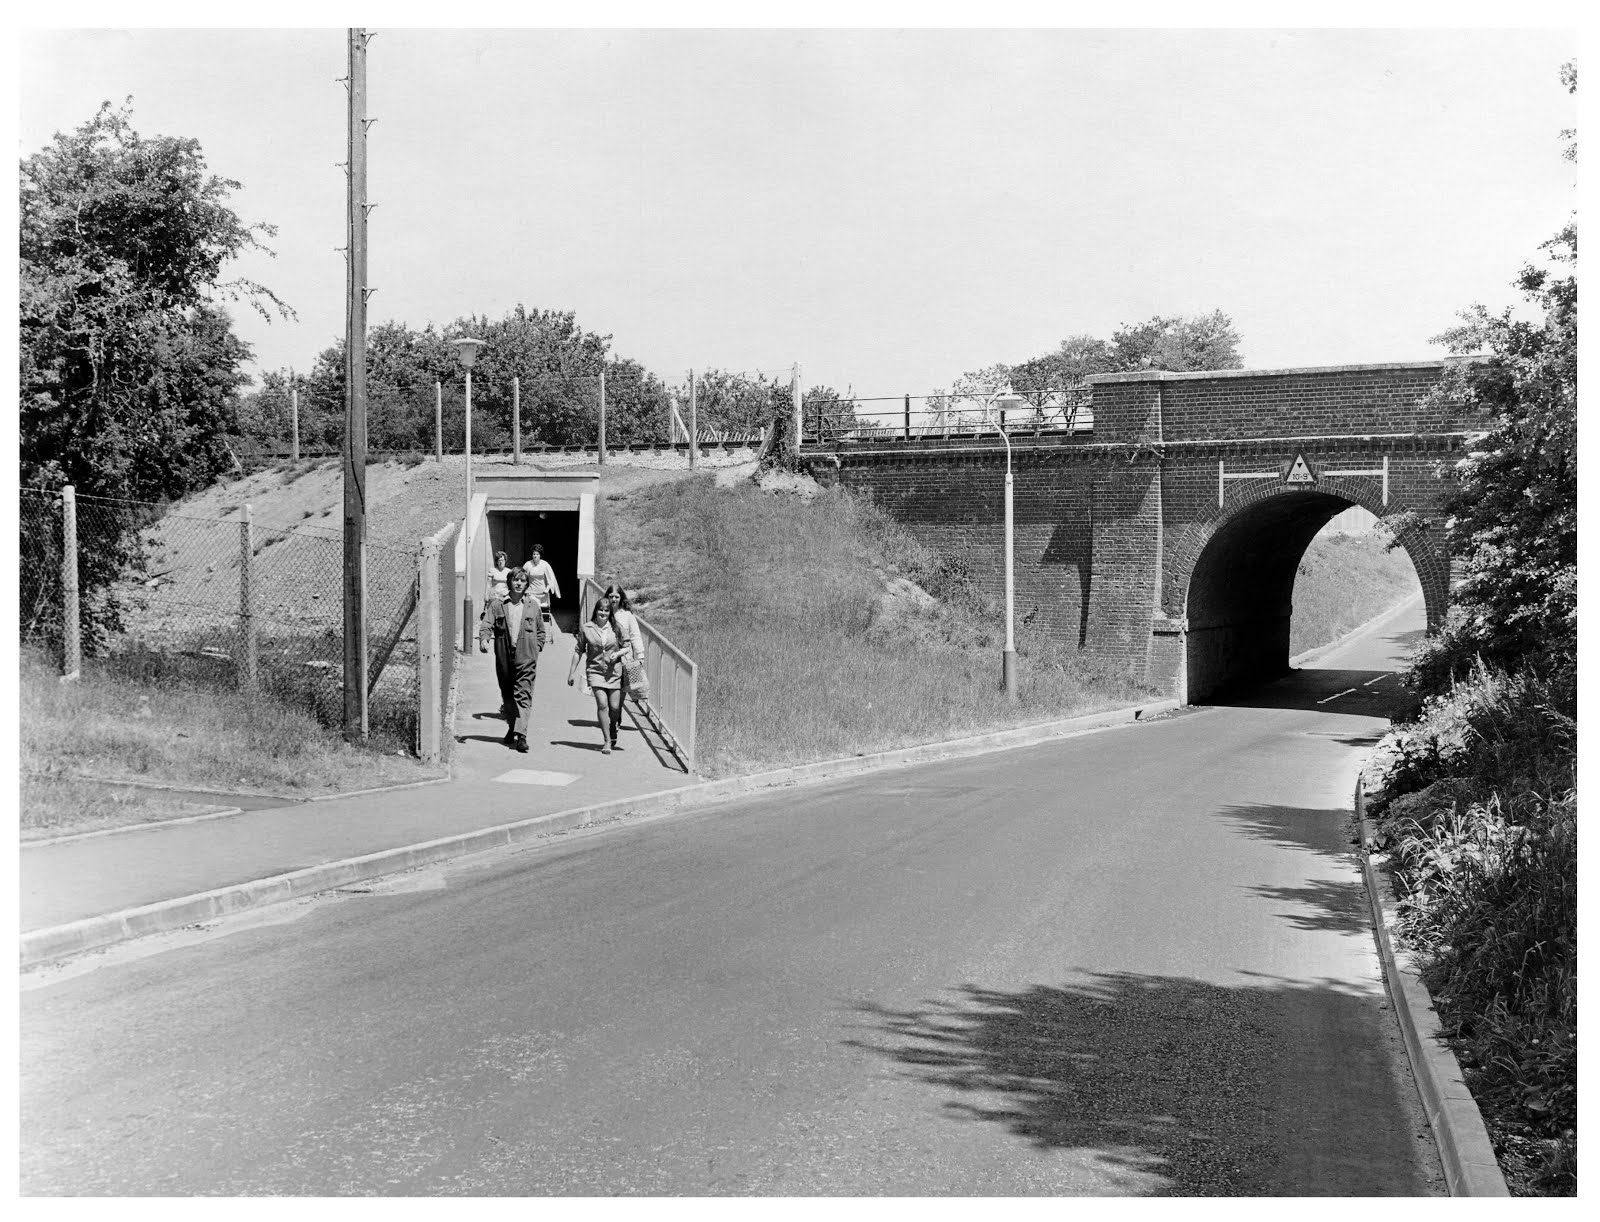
[[1168, 475, 1448, 703]]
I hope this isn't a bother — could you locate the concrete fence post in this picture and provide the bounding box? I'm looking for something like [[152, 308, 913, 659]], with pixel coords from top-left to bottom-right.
[[417, 534, 441, 762], [513, 374, 521, 466], [239, 504, 258, 692], [435, 380, 443, 462], [689, 369, 699, 469], [60, 485, 81, 681]]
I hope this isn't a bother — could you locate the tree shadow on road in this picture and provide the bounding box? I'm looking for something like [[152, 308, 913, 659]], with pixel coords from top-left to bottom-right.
[[846, 971, 1434, 1196], [1246, 878, 1371, 935], [1215, 802, 1356, 862]]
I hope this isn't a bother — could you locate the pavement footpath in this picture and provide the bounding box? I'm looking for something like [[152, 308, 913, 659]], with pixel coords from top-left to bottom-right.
[[21, 620, 698, 950]]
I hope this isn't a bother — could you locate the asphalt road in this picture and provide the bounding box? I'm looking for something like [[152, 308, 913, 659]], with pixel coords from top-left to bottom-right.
[[21, 601, 1442, 1196]]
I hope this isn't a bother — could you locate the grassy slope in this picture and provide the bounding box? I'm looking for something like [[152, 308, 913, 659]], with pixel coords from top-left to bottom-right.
[[1290, 529, 1421, 656], [19, 457, 473, 839], [596, 472, 1150, 778], [19, 647, 441, 839]]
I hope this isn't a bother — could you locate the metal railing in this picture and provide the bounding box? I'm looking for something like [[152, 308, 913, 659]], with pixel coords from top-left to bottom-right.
[[795, 396, 1094, 445], [581, 577, 697, 773]]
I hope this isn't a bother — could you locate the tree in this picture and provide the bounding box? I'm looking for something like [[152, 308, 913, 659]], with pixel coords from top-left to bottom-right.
[[1108, 309, 1243, 372], [688, 369, 789, 437], [1411, 225, 1576, 696], [19, 101, 288, 650], [940, 310, 1244, 433], [800, 384, 861, 440], [598, 357, 672, 446]]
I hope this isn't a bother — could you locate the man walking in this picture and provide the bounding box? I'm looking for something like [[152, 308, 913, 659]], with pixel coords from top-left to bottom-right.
[[478, 567, 546, 752]]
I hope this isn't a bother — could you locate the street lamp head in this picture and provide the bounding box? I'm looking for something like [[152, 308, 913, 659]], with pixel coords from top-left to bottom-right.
[[990, 383, 1025, 413], [450, 337, 487, 369]]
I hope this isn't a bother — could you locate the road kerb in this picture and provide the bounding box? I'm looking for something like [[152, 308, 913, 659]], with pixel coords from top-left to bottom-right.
[[1356, 778, 1509, 1197], [21, 698, 1177, 968]]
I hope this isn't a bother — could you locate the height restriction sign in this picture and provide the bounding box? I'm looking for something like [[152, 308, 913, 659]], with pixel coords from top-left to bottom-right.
[[1283, 453, 1317, 485]]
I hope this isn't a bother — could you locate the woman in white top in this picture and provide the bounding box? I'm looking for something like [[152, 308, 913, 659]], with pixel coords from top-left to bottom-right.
[[486, 551, 513, 603], [522, 544, 561, 645]]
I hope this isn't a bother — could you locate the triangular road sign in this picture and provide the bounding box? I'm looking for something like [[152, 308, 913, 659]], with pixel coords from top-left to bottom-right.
[[1284, 453, 1316, 485]]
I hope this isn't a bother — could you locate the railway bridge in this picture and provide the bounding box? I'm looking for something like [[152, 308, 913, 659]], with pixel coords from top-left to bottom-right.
[[803, 361, 1479, 702]]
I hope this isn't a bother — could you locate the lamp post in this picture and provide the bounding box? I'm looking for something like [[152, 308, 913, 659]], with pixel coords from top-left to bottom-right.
[[983, 383, 1026, 700], [452, 337, 486, 650]]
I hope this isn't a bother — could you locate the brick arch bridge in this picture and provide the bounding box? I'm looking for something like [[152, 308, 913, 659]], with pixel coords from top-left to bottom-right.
[[803, 361, 1478, 703]]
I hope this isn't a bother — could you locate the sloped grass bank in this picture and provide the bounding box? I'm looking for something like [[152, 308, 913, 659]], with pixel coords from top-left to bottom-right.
[[596, 475, 1151, 778], [19, 647, 440, 840], [1290, 530, 1421, 657], [1366, 665, 1576, 1195]]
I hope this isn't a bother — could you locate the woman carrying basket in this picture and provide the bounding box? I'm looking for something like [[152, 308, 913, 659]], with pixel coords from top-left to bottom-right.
[[567, 598, 625, 753], [603, 584, 655, 729]]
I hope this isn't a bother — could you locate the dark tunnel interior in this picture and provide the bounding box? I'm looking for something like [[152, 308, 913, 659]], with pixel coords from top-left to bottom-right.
[[1184, 491, 1361, 703]]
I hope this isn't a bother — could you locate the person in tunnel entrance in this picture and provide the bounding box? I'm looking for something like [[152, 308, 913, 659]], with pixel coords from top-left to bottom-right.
[[521, 543, 561, 648], [477, 567, 545, 752]]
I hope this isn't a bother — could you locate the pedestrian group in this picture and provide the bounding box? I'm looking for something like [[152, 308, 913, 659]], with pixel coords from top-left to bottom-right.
[[479, 546, 652, 758]]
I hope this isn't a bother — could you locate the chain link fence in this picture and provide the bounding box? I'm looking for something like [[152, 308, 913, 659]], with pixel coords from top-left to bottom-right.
[[18, 486, 451, 755], [19, 489, 68, 661]]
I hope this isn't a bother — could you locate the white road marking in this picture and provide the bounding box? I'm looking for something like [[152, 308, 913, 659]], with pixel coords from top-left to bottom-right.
[[1316, 687, 1360, 704], [1364, 675, 1389, 687]]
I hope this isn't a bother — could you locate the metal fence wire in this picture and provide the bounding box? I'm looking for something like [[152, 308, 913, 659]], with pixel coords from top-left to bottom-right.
[[18, 489, 65, 660], [19, 487, 434, 749]]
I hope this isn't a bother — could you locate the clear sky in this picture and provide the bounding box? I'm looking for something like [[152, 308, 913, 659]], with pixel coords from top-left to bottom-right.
[[17, 23, 1578, 400]]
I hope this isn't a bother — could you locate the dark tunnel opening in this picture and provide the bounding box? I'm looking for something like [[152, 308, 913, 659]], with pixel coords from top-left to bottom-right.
[[1184, 491, 1361, 703]]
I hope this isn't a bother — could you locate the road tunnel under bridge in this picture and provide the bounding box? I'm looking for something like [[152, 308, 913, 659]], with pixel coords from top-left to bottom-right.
[[1183, 491, 1377, 703]]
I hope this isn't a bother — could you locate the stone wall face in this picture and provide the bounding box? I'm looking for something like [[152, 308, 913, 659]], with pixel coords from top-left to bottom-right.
[[807, 362, 1467, 699]]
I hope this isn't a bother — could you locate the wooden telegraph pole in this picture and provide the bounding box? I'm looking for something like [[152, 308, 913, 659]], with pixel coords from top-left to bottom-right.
[[289, 370, 300, 461], [512, 374, 522, 465], [343, 27, 371, 740]]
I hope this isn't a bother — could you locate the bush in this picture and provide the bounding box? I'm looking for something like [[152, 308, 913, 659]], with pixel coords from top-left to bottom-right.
[[1368, 663, 1576, 1194]]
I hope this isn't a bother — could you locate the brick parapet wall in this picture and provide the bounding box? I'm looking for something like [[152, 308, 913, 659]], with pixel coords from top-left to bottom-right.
[[1088, 360, 1482, 443]]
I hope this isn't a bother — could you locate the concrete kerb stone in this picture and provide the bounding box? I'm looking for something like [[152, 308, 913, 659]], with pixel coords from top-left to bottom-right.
[[22, 771, 454, 849], [20, 698, 1177, 969], [1355, 778, 1510, 1197]]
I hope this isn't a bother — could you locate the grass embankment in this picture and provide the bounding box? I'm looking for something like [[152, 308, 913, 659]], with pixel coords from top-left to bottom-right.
[[1289, 529, 1421, 656], [1366, 666, 1576, 1195], [19, 647, 440, 841], [596, 474, 1151, 779]]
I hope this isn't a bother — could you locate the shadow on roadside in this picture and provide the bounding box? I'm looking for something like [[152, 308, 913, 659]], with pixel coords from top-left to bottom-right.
[[845, 971, 1435, 1196]]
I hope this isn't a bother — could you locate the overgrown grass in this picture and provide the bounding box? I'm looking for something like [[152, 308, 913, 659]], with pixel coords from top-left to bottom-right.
[[1367, 664, 1577, 1195], [1290, 529, 1421, 656], [597, 475, 1150, 778], [18, 646, 441, 839]]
